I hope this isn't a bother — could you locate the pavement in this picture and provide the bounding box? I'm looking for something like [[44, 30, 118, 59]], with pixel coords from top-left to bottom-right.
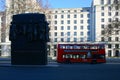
[[0, 57, 120, 67], [0, 60, 120, 80], [0, 57, 120, 80], [106, 57, 120, 63]]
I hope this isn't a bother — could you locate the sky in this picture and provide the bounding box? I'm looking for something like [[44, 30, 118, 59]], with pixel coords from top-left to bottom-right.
[[48, 0, 92, 8], [0, 0, 5, 11], [0, 0, 92, 11]]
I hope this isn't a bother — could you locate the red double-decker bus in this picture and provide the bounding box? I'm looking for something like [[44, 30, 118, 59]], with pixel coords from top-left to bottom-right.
[[57, 43, 106, 63]]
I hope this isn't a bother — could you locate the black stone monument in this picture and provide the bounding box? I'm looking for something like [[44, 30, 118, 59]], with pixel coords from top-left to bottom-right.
[[9, 13, 49, 65]]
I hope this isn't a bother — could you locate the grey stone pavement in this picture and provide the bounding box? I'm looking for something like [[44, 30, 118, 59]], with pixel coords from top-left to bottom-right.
[[0, 57, 120, 66], [0, 57, 120, 80]]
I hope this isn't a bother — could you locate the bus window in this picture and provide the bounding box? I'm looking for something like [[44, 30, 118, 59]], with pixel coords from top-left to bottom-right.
[[70, 46, 73, 49], [57, 43, 106, 63], [98, 55, 105, 59], [63, 55, 65, 58], [60, 45, 65, 49], [81, 54, 86, 59], [70, 55, 72, 58], [76, 55, 79, 58], [72, 55, 75, 59], [87, 51, 91, 58], [92, 54, 105, 59], [90, 46, 97, 49], [99, 45, 104, 49]]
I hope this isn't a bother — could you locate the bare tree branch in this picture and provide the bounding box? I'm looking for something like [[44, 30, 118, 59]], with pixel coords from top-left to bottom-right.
[[103, 0, 120, 39]]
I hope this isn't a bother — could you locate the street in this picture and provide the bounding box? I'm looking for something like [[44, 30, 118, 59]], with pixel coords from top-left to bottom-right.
[[0, 62, 120, 80]]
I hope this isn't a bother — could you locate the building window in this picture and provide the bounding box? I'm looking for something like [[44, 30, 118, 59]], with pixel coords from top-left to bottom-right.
[[101, 18, 104, 22], [74, 26, 77, 30], [61, 11, 64, 13], [80, 14, 83, 18], [74, 10, 77, 12], [115, 50, 119, 57], [87, 37, 90, 41], [101, 30, 105, 35], [67, 38, 70, 42], [87, 31, 90, 36], [54, 45, 57, 49], [101, 24, 105, 28], [55, 11, 58, 13], [101, 0, 104, 5], [87, 26, 90, 30], [101, 12, 104, 16], [115, 31, 119, 35], [108, 37, 112, 41], [108, 12, 111, 16], [61, 26, 64, 30], [54, 51, 56, 57], [115, 6, 119, 10], [67, 15, 70, 18], [80, 20, 84, 24], [108, 6, 112, 11], [101, 6, 104, 10], [74, 38, 77, 42], [67, 26, 70, 30], [48, 15, 51, 19], [108, 30, 112, 34], [54, 26, 57, 30], [115, 12, 119, 16], [80, 32, 84, 36], [67, 20, 70, 24], [74, 32, 77, 36], [115, 37, 119, 41], [87, 20, 90, 24], [54, 38, 57, 42], [54, 21, 57, 24], [68, 10, 70, 12], [74, 14, 77, 18], [108, 18, 112, 22], [61, 38, 64, 42], [74, 20, 77, 24], [61, 20, 64, 24], [54, 15, 57, 19], [108, 44, 112, 48], [54, 32, 57, 36], [61, 15, 64, 18], [108, 50, 112, 57], [101, 37, 105, 41], [115, 18, 119, 22], [87, 14, 90, 18], [80, 26, 84, 29], [80, 38, 84, 42], [115, 44, 119, 49], [108, 0, 111, 4], [67, 32, 70, 36], [61, 32, 64, 36]]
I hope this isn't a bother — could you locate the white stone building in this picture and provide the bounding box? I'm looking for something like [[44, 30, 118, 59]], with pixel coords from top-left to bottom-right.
[[1, 0, 120, 58], [91, 0, 120, 57], [47, 8, 91, 59]]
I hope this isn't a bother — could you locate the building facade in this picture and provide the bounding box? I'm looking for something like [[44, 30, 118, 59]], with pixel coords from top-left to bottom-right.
[[47, 8, 91, 59], [1, 0, 120, 58], [0, 12, 6, 56], [0, 0, 40, 57], [47, 0, 120, 59], [91, 0, 120, 57]]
